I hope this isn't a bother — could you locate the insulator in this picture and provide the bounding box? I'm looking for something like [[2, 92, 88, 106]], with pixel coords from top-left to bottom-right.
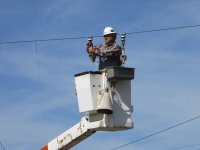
[[121, 33, 126, 48], [121, 33, 126, 41], [88, 36, 93, 42]]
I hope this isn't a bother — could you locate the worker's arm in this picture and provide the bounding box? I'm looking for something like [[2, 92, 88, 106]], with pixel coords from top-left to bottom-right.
[[96, 43, 122, 58], [87, 43, 122, 59]]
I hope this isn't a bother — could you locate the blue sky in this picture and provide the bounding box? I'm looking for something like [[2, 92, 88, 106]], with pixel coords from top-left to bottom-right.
[[0, 0, 200, 150]]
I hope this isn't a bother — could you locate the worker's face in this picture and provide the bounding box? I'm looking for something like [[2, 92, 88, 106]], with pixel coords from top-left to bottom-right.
[[104, 34, 116, 44]]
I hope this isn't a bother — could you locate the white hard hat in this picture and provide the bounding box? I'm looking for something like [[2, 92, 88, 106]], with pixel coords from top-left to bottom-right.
[[103, 26, 117, 36]]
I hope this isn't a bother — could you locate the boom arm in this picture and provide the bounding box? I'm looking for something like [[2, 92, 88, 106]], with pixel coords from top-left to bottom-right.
[[41, 117, 95, 150]]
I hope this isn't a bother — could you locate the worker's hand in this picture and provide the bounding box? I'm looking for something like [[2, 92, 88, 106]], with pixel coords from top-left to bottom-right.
[[88, 47, 95, 53]]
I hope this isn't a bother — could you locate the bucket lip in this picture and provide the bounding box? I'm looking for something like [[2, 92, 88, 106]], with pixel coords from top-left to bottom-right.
[[97, 109, 113, 114], [74, 71, 102, 77]]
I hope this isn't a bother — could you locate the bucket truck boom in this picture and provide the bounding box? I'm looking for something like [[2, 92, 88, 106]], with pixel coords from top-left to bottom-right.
[[41, 67, 135, 150]]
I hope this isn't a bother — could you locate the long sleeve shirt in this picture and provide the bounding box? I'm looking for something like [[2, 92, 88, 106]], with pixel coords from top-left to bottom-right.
[[94, 42, 122, 62]]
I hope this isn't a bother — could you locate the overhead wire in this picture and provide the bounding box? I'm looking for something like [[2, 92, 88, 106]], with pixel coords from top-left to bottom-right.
[[0, 142, 6, 150], [34, 41, 38, 56], [125, 24, 200, 35], [0, 36, 87, 45], [110, 115, 200, 150], [33, 41, 48, 144], [167, 143, 200, 150], [0, 24, 200, 45]]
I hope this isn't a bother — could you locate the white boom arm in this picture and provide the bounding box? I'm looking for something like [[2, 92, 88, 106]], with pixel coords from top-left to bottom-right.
[[41, 117, 95, 150]]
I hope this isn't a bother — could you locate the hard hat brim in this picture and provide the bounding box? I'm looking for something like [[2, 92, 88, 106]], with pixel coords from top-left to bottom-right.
[[103, 32, 117, 36]]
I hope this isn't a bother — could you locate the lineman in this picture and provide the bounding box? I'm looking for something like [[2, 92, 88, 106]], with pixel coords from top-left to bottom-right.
[[87, 27, 123, 70]]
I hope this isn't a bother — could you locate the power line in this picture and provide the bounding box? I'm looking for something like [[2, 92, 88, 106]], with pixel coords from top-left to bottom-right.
[[0, 36, 87, 45], [33, 42, 48, 144], [167, 143, 200, 150], [110, 115, 200, 150], [0, 24, 200, 45], [0, 142, 6, 150], [125, 24, 200, 35]]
